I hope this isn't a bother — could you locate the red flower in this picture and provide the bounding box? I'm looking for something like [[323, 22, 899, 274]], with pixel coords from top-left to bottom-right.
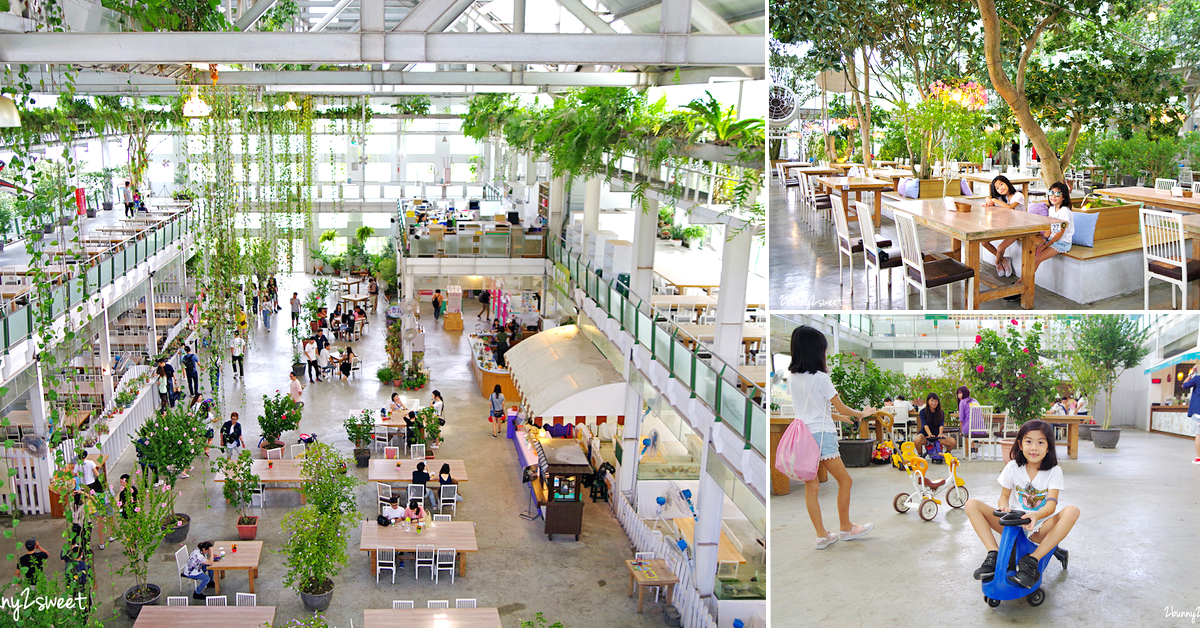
[[990, 382, 998, 387], [1019, 374, 1026, 378], [976, 365, 985, 373], [975, 335, 982, 344], [1010, 319, 1018, 325], [1022, 348, 1029, 353]]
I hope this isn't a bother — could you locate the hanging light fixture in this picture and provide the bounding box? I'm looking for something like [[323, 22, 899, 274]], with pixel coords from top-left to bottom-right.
[[183, 86, 211, 117], [284, 96, 299, 111], [0, 95, 21, 127]]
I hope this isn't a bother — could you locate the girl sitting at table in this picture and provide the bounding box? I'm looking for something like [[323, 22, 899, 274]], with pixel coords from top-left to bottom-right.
[[403, 497, 426, 521], [338, 346, 356, 380], [981, 175, 1028, 278], [994, 181, 1074, 301]]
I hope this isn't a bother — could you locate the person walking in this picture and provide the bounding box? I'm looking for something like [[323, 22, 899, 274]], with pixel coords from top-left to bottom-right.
[[368, 277, 380, 311], [304, 338, 320, 382], [220, 413, 244, 457], [156, 357, 177, 407], [181, 345, 200, 398], [289, 371, 305, 405], [156, 365, 170, 412], [489, 385, 505, 438], [477, 289, 491, 320], [230, 333, 245, 381], [261, 299, 272, 333], [122, 181, 134, 218], [290, 292, 302, 327], [432, 289, 444, 324]]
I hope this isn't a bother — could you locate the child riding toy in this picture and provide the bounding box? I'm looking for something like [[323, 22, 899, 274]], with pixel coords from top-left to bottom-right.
[[981, 509, 1069, 607], [892, 441, 969, 521]]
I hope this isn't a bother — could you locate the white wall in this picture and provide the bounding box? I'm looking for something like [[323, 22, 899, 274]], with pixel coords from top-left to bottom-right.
[[1102, 357, 1154, 430]]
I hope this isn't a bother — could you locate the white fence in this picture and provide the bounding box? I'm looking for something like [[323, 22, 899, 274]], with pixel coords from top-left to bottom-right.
[[614, 493, 718, 628], [97, 366, 156, 463], [2, 447, 52, 516]]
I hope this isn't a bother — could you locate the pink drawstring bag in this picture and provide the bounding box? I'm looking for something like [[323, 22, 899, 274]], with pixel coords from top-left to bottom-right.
[[775, 418, 820, 481]]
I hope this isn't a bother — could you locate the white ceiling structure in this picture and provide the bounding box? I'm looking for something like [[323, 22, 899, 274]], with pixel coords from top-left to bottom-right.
[[0, 0, 764, 96]]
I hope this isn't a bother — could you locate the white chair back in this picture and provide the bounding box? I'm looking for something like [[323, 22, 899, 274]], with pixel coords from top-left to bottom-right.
[[1140, 206, 1188, 310], [410, 444, 426, 459], [291, 444, 305, 458], [392, 600, 414, 609], [1155, 178, 1178, 190], [235, 592, 256, 607], [205, 596, 227, 607], [428, 600, 450, 609], [456, 598, 477, 608], [166, 596, 189, 607], [266, 447, 282, 460], [433, 514, 452, 521]]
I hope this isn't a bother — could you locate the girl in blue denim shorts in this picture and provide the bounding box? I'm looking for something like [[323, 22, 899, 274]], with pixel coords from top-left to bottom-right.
[[788, 325, 878, 550]]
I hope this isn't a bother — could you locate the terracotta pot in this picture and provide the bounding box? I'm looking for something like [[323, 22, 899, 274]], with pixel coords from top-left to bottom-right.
[[236, 516, 258, 540]]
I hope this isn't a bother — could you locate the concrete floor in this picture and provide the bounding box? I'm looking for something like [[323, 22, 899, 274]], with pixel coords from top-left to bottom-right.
[[768, 185, 1181, 311], [4, 274, 672, 627], [771, 429, 1200, 625]]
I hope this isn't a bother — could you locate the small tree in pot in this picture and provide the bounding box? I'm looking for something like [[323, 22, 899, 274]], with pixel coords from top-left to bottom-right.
[[134, 403, 207, 544], [258, 391, 302, 456], [385, 322, 406, 387], [281, 442, 360, 611], [1070, 315, 1150, 449], [345, 409, 375, 467], [213, 449, 261, 540], [416, 405, 441, 454], [828, 352, 906, 467], [109, 468, 172, 618], [957, 321, 1058, 428]]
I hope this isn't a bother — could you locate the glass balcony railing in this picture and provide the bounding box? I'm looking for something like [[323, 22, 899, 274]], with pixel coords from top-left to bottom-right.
[[548, 236, 766, 456], [0, 209, 197, 353]]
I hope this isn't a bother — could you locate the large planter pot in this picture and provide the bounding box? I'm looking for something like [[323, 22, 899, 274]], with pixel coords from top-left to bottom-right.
[[236, 515, 259, 541], [102, 201, 113, 211], [162, 513, 191, 544], [300, 578, 335, 611], [86, 207, 96, 218], [393, 378, 403, 388], [837, 438, 876, 468], [354, 448, 371, 468], [1079, 424, 1093, 441], [261, 442, 284, 459], [1120, 175, 1138, 187], [292, 362, 306, 377], [124, 583, 161, 619], [42, 224, 53, 234], [1091, 428, 1121, 449]]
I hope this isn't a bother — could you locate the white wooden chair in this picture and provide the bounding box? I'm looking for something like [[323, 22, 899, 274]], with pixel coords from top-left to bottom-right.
[[439, 484, 458, 516], [376, 547, 398, 584], [383, 446, 400, 460], [894, 211, 976, 310], [235, 592, 256, 607], [174, 546, 190, 593], [456, 599, 477, 608], [415, 545, 436, 580], [1140, 207, 1196, 310], [407, 483, 425, 503], [1155, 178, 1178, 190], [206, 596, 227, 607], [392, 600, 414, 609], [373, 426, 390, 455], [290, 443, 305, 459], [831, 195, 857, 291], [435, 548, 457, 584], [265, 447, 283, 460], [433, 514, 452, 522], [166, 596, 189, 607], [854, 200, 901, 308], [963, 405, 999, 461], [428, 600, 450, 609], [377, 483, 392, 515], [1192, 182, 1200, 194], [410, 444, 425, 459]]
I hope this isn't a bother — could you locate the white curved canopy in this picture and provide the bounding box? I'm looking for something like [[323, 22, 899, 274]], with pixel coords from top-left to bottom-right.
[[505, 324, 629, 418]]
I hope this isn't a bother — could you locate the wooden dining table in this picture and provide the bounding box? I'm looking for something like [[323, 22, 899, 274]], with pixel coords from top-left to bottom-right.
[[369, 458, 468, 483], [960, 172, 1039, 198], [654, 268, 720, 296], [830, 162, 866, 173], [208, 540, 262, 595], [132, 606, 276, 628], [1103, 186, 1200, 214], [813, 176, 893, 226], [359, 519, 477, 576], [363, 608, 502, 628], [786, 165, 838, 179], [870, 168, 915, 190], [675, 324, 767, 351], [626, 559, 679, 613], [215, 459, 305, 500], [886, 196, 1064, 309]]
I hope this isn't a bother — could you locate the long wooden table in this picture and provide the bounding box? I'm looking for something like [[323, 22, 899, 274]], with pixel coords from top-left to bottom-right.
[[654, 267, 720, 296], [960, 172, 1038, 198], [1103, 186, 1200, 213], [675, 324, 767, 351], [870, 168, 915, 190], [359, 520, 477, 577], [814, 176, 893, 226], [786, 165, 838, 179], [886, 196, 1064, 309], [369, 458, 468, 483], [208, 540, 262, 595], [673, 517, 746, 564], [215, 459, 304, 500], [364, 608, 502, 628], [132, 606, 276, 628], [626, 559, 679, 613]]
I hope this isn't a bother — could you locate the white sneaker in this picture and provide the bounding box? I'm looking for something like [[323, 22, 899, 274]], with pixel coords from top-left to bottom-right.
[[1192, 457, 1200, 464], [815, 533, 839, 550], [838, 522, 874, 541]]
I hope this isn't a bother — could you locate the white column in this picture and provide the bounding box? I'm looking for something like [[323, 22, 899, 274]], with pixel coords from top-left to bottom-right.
[[631, 199, 657, 297], [144, 276, 158, 355], [711, 226, 752, 366], [692, 444, 724, 599], [583, 176, 602, 238], [549, 175, 567, 237], [99, 305, 115, 402], [30, 364, 49, 436], [402, 269, 415, 362], [617, 358, 642, 494]]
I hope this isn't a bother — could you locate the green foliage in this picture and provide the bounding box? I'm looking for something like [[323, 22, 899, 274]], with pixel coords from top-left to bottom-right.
[[680, 225, 707, 243], [344, 409, 375, 449], [402, 358, 428, 391], [1069, 315, 1150, 429], [102, 0, 231, 31], [213, 450, 260, 523], [827, 353, 907, 408], [385, 322, 406, 373], [134, 403, 207, 512], [300, 441, 360, 516], [391, 97, 432, 116], [281, 443, 360, 595], [956, 322, 1058, 426], [257, 0, 299, 31], [519, 612, 567, 628], [682, 91, 765, 148], [282, 615, 332, 628], [376, 366, 394, 383], [258, 391, 302, 446], [416, 405, 440, 449], [109, 469, 173, 595]]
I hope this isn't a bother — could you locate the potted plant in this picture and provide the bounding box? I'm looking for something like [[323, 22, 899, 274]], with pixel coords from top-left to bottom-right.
[[281, 442, 360, 611], [828, 353, 906, 467], [213, 450, 261, 540], [403, 357, 428, 391], [385, 322, 406, 387], [344, 409, 375, 468], [957, 321, 1058, 435], [109, 468, 171, 618], [681, 225, 707, 249], [667, 224, 686, 245], [288, 325, 306, 377], [416, 405, 440, 454], [376, 366, 393, 384], [134, 403, 207, 544], [1070, 315, 1150, 449], [258, 391, 303, 457]]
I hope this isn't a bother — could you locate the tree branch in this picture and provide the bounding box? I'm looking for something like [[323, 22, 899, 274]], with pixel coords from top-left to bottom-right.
[[1017, 10, 1060, 93]]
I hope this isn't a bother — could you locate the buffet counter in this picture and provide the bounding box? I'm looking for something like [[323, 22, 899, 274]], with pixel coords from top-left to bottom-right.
[[469, 334, 521, 402], [1150, 405, 1196, 438]]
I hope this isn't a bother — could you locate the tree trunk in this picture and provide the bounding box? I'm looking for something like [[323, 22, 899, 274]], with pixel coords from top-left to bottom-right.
[[1060, 119, 1083, 174], [976, 0, 1063, 187]]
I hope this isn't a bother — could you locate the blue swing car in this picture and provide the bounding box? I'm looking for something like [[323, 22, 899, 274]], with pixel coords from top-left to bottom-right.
[[982, 509, 1069, 607]]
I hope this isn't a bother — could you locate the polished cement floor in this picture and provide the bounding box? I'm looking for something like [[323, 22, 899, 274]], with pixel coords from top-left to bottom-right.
[[5, 274, 670, 627], [768, 184, 1179, 311], [771, 429, 1200, 624]]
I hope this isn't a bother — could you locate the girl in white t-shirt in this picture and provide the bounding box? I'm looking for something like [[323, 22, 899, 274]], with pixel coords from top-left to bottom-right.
[[998, 181, 1076, 302], [982, 175, 1028, 278], [963, 420, 1080, 588], [788, 325, 878, 550]]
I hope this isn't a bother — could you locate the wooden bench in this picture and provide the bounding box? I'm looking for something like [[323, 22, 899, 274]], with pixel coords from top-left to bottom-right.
[[880, 178, 975, 205], [1059, 200, 1141, 260]]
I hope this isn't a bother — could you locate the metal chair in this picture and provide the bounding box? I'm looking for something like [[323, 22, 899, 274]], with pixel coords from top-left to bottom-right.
[[439, 484, 458, 516], [392, 600, 414, 609], [456, 599, 477, 608], [166, 596, 189, 607], [433, 514, 452, 522], [291, 443, 305, 459], [428, 600, 450, 609], [435, 548, 457, 584], [410, 444, 425, 459], [265, 447, 283, 460], [205, 596, 227, 607], [235, 592, 256, 607], [1140, 206, 1196, 310], [377, 547, 397, 584], [415, 545, 436, 580], [174, 546, 190, 593], [894, 211, 975, 310], [377, 483, 393, 515], [384, 446, 400, 460]]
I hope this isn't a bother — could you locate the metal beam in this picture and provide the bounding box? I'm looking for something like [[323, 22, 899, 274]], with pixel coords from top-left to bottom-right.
[[393, 0, 476, 32], [555, 0, 616, 34], [659, 0, 690, 34], [361, 0, 386, 31], [308, 0, 355, 32], [0, 32, 762, 65], [234, 0, 280, 31]]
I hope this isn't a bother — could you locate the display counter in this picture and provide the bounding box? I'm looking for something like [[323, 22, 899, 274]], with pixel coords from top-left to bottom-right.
[[1150, 405, 1195, 438], [469, 334, 521, 402], [535, 437, 591, 541]]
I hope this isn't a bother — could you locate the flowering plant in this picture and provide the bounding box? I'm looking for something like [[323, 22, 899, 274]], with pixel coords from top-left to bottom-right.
[[957, 322, 1057, 425], [929, 79, 988, 111], [258, 390, 303, 448], [133, 402, 207, 516], [110, 468, 174, 598], [213, 450, 261, 525]]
